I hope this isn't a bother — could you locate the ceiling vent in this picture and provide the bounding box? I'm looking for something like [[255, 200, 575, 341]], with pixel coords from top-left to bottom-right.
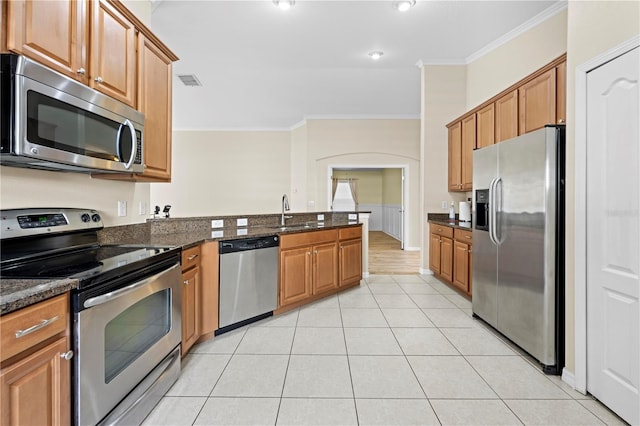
[[177, 74, 202, 87]]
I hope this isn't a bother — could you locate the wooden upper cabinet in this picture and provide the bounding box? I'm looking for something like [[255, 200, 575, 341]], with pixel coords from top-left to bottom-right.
[[495, 89, 518, 142], [448, 122, 462, 192], [461, 114, 476, 191], [476, 103, 494, 149], [137, 34, 173, 181], [90, 0, 136, 107], [556, 61, 566, 124], [6, 0, 88, 84], [519, 68, 556, 134]]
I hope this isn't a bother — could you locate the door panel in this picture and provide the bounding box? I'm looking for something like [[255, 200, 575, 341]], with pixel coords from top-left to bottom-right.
[[496, 129, 555, 365], [472, 144, 498, 327], [587, 46, 639, 426]]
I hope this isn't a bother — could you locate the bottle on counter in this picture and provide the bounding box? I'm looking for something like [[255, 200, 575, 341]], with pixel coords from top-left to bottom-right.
[[449, 202, 455, 220]]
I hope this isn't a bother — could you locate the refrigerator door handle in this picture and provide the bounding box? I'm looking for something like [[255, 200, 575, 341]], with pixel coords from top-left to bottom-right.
[[493, 177, 503, 245], [488, 177, 498, 245]]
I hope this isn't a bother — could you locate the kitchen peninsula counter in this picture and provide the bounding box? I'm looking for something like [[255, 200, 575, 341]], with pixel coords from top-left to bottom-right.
[[2, 212, 366, 314]]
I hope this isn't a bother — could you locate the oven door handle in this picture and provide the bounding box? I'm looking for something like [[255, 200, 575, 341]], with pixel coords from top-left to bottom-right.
[[84, 263, 180, 308]]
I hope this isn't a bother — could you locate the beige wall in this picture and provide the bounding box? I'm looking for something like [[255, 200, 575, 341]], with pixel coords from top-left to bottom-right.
[[466, 9, 568, 110], [421, 65, 468, 269], [333, 170, 383, 205], [290, 124, 309, 212], [150, 131, 291, 216], [302, 119, 421, 249], [121, 0, 151, 26], [564, 0, 640, 375], [382, 168, 402, 205]]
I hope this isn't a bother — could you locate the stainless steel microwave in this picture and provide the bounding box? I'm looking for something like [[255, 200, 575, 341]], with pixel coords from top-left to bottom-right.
[[0, 54, 144, 173]]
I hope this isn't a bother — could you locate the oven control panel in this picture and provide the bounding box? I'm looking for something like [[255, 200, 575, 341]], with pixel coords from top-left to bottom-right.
[[1, 208, 104, 239]]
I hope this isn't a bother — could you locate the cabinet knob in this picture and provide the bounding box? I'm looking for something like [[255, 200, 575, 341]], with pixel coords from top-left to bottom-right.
[[307, 252, 311, 256], [183, 280, 189, 285], [558, 119, 565, 124], [60, 350, 74, 361], [314, 250, 318, 254], [77, 67, 86, 75], [95, 76, 104, 83], [188, 254, 199, 261]]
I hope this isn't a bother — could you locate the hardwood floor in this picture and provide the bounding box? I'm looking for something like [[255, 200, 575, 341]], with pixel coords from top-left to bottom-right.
[[368, 231, 420, 274]]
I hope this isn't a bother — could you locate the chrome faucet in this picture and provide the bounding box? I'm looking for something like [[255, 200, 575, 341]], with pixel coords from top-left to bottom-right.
[[281, 194, 292, 226]]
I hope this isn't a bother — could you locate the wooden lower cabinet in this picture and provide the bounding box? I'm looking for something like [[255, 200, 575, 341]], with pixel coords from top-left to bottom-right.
[[0, 294, 71, 426], [430, 224, 473, 297], [339, 238, 362, 286], [181, 266, 199, 355], [1, 337, 70, 426], [279, 226, 362, 310], [280, 246, 313, 306]]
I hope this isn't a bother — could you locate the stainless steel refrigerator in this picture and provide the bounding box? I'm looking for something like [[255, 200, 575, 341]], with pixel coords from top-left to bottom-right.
[[472, 125, 565, 374]]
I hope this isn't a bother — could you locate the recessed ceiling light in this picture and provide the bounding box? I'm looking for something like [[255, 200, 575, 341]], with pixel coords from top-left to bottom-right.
[[368, 51, 384, 60], [394, 0, 416, 12], [273, 0, 294, 11]]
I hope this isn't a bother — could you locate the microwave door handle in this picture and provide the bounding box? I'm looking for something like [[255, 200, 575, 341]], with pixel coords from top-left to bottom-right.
[[123, 119, 137, 170]]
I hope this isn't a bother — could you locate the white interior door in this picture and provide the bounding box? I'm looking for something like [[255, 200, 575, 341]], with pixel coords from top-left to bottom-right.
[[586, 46, 639, 425], [400, 168, 405, 250]]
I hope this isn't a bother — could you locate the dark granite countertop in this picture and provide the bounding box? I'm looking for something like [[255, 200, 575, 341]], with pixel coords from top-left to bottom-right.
[[1, 220, 361, 315], [1, 278, 78, 315], [428, 219, 473, 231]]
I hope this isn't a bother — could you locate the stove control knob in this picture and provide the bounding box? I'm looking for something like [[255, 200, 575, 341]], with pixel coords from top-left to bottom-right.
[[81, 213, 91, 223], [91, 214, 102, 223]]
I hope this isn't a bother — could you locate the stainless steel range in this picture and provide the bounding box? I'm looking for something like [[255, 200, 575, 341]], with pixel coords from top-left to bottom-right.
[[0, 208, 182, 426]]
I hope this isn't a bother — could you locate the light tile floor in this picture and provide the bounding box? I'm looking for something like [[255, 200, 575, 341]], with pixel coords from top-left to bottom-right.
[[143, 274, 626, 426]]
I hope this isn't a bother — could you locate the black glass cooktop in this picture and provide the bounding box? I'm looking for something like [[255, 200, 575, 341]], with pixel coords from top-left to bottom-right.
[[0, 245, 175, 282]]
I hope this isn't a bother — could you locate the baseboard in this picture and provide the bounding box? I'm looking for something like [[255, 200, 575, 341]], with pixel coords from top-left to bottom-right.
[[404, 246, 420, 251], [363, 272, 370, 278], [419, 268, 434, 275], [562, 368, 577, 389]]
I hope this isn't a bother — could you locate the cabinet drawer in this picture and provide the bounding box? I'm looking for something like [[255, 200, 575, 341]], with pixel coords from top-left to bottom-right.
[[1, 294, 68, 362], [338, 226, 361, 241], [430, 224, 454, 238], [455, 229, 473, 243], [182, 245, 201, 271], [280, 229, 338, 250]]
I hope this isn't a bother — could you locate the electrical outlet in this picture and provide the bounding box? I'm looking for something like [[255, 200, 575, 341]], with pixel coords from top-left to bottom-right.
[[237, 228, 248, 236], [348, 213, 357, 220], [317, 214, 324, 221], [211, 220, 224, 228], [441, 201, 448, 209], [117, 201, 127, 217], [211, 230, 224, 238], [139, 201, 147, 216], [237, 218, 248, 227]]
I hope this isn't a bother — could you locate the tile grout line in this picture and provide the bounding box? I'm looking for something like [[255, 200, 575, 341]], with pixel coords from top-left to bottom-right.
[[337, 286, 360, 426], [273, 307, 300, 425]]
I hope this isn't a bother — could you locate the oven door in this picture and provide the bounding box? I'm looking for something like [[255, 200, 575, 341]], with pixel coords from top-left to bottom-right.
[[74, 262, 181, 426]]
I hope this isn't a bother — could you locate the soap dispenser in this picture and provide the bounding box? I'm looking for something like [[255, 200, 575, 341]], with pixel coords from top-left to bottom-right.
[[449, 202, 455, 221]]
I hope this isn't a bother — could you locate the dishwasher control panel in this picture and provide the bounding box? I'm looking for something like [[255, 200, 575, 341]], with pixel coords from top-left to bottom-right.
[[219, 235, 279, 254]]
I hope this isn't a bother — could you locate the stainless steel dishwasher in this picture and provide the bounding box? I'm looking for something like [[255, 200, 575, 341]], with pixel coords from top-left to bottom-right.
[[218, 235, 279, 333]]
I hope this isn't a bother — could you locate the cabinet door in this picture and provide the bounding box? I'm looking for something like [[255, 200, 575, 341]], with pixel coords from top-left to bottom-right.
[[90, 0, 136, 106], [461, 114, 477, 191], [1, 337, 70, 426], [313, 242, 339, 294], [429, 233, 441, 274], [6, 0, 87, 84], [280, 247, 312, 307], [439, 237, 454, 282], [556, 61, 566, 124], [519, 68, 556, 135], [448, 122, 462, 192], [453, 241, 470, 293], [137, 34, 172, 181], [181, 267, 199, 355], [495, 90, 518, 142], [339, 239, 362, 286], [476, 104, 494, 149]]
